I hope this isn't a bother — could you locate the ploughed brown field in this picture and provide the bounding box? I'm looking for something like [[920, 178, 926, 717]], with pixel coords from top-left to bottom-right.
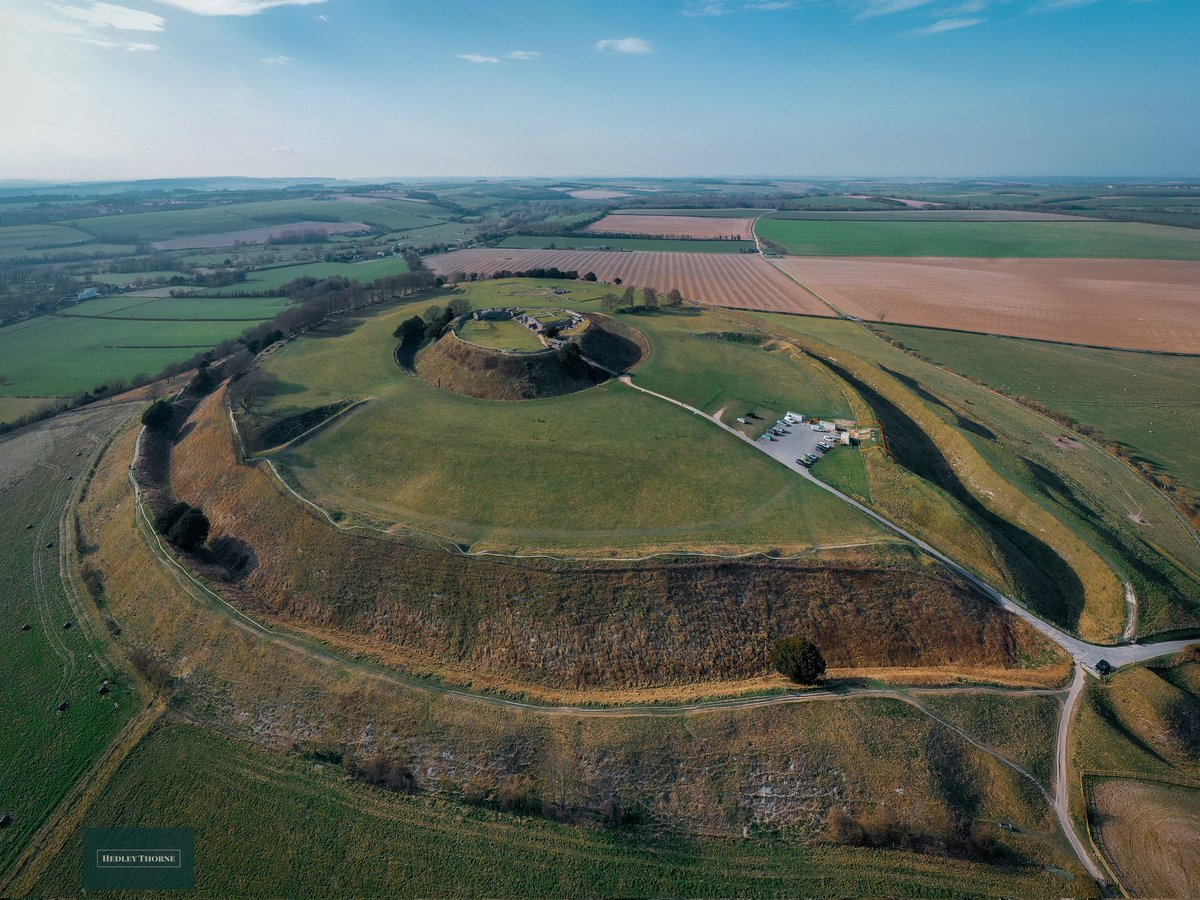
[[427, 248, 832, 316], [585, 213, 757, 240], [773, 256, 1200, 353]]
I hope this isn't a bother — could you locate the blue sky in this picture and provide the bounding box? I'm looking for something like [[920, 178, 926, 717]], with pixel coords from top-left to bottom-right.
[[1, 0, 1196, 180]]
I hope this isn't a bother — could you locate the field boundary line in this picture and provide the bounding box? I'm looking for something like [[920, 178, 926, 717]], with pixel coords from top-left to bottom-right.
[[0, 700, 165, 897]]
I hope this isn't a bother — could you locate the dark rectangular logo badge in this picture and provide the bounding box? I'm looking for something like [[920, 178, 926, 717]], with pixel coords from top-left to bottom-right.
[[84, 827, 195, 890]]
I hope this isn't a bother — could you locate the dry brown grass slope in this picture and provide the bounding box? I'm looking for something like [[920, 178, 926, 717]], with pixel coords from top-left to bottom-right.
[[61, 417, 1088, 887], [161, 385, 1067, 698]]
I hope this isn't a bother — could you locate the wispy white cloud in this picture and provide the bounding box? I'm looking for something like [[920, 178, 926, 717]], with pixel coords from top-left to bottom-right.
[[51, 2, 166, 31], [456, 53, 501, 64], [261, 55, 293, 64], [856, 0, 942, 18], [683, 0, 794, 15], [272, 145, 301, 154], [504, 50, 541, 60], [1027, 0, 1100, 10], [595, 36, 653, 54], [147, 0, 329, 15], [905, 15, 986, 34], [683, 1, 729, 15], [5, 5, 160, 50]]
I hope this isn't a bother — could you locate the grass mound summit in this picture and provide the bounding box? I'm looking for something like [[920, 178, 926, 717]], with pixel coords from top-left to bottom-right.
[[416, 313, 644, 401]]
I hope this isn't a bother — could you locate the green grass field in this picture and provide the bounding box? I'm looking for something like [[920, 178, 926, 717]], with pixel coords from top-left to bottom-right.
[[67, 197, 452, 244], [458, 317, 547, 352], [84, 270, 189, 285], [0, 405, 139, 875], [254, 280, 885, 553], [0, 295, 288, 402], [755, 218, 1200, 259], [497, 234, 757, 253], [28, 723, 1079, 899], [875, 325, 1200, 503], [0, 224, 134, 261], [196, 257, 411, 295], [812, 446, 873, 501]]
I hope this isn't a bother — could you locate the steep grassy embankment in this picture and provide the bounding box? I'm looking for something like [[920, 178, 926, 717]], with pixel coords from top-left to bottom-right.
[[57, 422, 1086, 890], [168, 386, 1066, 699]]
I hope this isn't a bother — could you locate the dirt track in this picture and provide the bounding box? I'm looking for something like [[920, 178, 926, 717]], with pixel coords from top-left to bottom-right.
[[427, 248, 832, 316], [772, 256, 1200, 353], [586, 214, 756, 240], [1090, 777, 1200, 897]]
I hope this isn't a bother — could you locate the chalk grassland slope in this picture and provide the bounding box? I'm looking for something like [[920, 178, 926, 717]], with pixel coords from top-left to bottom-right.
[[0, 224, 135, 261], [57, 439, 1082, 888], [585, 214, 757, 240], [756, 218, 1200, 259], [253, 291, 854, 553], [497, 235, 757, 254], [754, 313, 1200, 638], [30, 723, 1083, 899], [773, 256, 1200, 354], [916, 693, 1061, 790], [1071, 655, 1200, 897], [180, 387, 1065, 698], [0, 295, 286, 405], [67, 197, 453, 244], [428, 249, 833, 316], [745, 314, 1131, 641], [1087, 779, 1200, 898], [874, 326, 1200, 517], [0, 404, 140, 875]]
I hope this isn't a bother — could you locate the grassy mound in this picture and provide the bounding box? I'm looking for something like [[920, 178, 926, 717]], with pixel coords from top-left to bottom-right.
[[417, 315, 643, 401], [416, 334, 591, 400]]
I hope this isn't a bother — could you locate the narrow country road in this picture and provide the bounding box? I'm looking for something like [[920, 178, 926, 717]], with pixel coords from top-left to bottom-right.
[[616, 375, 1199, 675], [1055, 664, 1109, 889]]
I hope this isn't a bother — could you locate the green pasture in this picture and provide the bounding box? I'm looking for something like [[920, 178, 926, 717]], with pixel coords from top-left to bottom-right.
[[0, 224, 134, 261], [68, 197, 452, 244], [812, 446, 872, 502], [0, 295, 287, 399], [84, 270, 189, 285], [877, 325, 1200, 502], [497, 235, 757, 253], [755, 218, 1200, 259], [457, 317, 546, 352], [256, 280, 885, 553], [196, 257, 411, 295], [0, 405, 138, 874], [29, 724, 1077, 899]]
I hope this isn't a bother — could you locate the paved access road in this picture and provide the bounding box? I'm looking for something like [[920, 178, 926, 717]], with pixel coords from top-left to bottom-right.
[[617, 376, 1198, 675]]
